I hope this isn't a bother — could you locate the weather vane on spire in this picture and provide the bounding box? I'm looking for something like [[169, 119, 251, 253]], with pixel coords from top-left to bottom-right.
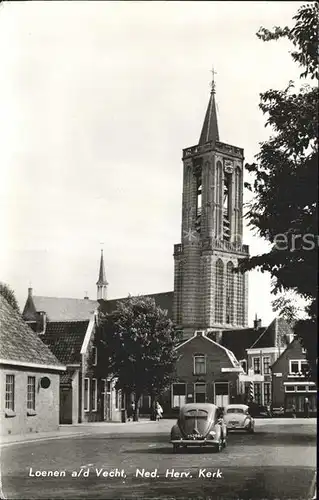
[[210, 66, 217, 94]]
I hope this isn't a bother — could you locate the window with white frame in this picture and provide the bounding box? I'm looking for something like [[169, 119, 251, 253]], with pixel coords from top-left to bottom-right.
[[263, 382, 271, 405], [253, 382, 262, 405], [92, 378, 97, 411], [263, 357, 271, 375], [285, 385, 295, 392], [253, 357, 261, 374], [84, 378, 90, 411], [92, 347, 97, 366], [172, 383, 186, 408], [193, 355, 206, 375], [289, 360, 309, 375], [5, 374, 15, 410], [27, 376, 36, 411]]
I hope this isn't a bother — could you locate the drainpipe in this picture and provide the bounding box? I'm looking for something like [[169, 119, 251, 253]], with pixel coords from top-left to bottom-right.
[[81, 353, 85, 423]]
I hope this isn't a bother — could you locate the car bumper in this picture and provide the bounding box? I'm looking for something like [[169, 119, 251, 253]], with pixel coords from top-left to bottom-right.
[[171, 439, 219, 446]]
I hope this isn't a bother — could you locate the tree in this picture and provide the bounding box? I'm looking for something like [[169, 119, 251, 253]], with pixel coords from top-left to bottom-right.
[[0, 282, 20, 312], [99, 296, 181, 420], [240, 3, 318, 379]]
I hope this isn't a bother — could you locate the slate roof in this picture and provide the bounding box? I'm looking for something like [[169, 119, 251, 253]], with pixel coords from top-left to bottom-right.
[[41, 321, 89, 365], [29, 296, 98, 322], [199, 90, 219, 145], [251, 317, 293, 349], [100, 291, 174, 319], [0, 296, 64, 370], [218, 327, 265, 361]]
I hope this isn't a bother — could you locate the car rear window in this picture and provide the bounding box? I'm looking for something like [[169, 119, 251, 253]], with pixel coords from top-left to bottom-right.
[[185, 409, 208, 419], [226, 408, 244, 414]]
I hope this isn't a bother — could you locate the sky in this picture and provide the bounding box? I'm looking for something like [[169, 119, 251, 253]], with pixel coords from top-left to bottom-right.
[[0, 1, 306, 326]]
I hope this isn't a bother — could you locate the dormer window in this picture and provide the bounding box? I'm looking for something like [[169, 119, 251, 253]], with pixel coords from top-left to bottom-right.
[[194, 354, 206, 375]]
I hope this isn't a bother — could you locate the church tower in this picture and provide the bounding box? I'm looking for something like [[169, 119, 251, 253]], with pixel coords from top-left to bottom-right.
[[96, 249, 108, 300], [173, 74, 249, 339]]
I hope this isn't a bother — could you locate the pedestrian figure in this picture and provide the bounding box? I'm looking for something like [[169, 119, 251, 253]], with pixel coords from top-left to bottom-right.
[[304, 397, 310, 418], [128, 401, 135, 421], [291, 404, 296, 418], [155, 402, 163, 421]]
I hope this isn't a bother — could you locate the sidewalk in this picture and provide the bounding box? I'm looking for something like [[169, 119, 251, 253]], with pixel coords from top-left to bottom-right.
[[1, 417, 316, 448], [0, 418, 156, 448]]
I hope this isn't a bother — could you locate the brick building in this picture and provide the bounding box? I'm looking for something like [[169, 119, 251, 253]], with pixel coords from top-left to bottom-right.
[[161, 330, 244, 413], [271, 337, 317, 416], [221, 316, 294, 406], [173, 78, 249, 340], [0, 296, 65, 436]]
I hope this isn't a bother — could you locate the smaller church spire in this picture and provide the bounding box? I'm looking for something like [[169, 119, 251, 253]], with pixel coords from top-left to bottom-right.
[[96, 249, 108, 301], [198, 67, 219, 145]]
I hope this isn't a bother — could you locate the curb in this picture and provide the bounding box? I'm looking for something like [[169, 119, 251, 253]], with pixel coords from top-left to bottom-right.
[[0, 421, 158, 448]]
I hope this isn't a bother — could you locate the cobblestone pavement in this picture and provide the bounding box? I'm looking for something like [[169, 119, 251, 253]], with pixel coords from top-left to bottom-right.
[[1, 420, 316, 500]]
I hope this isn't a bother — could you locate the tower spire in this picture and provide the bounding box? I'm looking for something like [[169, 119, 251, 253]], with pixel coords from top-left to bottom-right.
[[198, 67, 219, 145], [96, 249, 108, 300]]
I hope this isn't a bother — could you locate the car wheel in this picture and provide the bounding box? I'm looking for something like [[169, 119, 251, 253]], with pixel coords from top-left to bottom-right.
[[247, 425, 254, 434], [222, 438, 227, 448]]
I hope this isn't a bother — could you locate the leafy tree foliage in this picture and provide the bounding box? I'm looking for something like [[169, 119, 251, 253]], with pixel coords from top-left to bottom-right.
[[241, 3, 318, 378], [99, 296, 181, 420], [0, 282, 20, 312]]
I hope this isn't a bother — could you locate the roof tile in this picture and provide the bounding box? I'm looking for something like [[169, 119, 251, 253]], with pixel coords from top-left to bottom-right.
[[0, 296, 63, 369]]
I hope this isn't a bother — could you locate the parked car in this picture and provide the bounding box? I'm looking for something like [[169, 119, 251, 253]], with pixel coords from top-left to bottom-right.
[[224, 404, 255, 433], [170, 403, 227, 453]]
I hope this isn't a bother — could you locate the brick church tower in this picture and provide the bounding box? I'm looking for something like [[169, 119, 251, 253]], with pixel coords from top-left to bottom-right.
[[173, 76, 249, 339]]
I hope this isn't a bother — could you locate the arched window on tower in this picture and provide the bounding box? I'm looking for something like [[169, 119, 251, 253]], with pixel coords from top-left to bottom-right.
[[215, 259, 224, 324], [236, 271, 244, 326], [234, 167, 241, 243], [216, 161, 223, 238], [226, 262, 234, 324], [194, 161, 202, 234], [223, 173, 231, 241]]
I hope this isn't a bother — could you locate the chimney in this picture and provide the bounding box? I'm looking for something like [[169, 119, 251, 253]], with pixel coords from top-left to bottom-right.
[[253, 314, 262, 330], [28, 287, 33, 298], [84, 291, 89, 300]]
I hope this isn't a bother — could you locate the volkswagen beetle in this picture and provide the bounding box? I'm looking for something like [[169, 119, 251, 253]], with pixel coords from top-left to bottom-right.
[[170, 403, 227, 453], [223, 404, 255, 433]]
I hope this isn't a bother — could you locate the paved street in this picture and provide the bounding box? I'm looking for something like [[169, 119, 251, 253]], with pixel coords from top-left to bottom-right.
[[1, 420, 316, 500]]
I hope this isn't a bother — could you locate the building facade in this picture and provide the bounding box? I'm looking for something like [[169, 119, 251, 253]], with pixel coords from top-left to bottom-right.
[[173, 79, 249, 340], [161, 330, 244, 414], [271, 337, 317, 416], [0, 296, 66, 436]]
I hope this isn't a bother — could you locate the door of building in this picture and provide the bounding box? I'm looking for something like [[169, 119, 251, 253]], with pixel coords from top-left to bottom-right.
[[214, 382, 229, 407]]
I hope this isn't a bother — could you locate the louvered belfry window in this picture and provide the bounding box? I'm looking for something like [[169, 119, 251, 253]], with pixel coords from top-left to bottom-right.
[[215, 259, 224, 323]]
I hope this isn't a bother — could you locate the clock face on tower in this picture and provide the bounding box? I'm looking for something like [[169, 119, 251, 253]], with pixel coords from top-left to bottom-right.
[[224, 159, 234, 174]]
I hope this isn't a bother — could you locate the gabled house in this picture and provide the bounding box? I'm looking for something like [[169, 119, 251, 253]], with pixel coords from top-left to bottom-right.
[[21, 253, 123, 423], [271, 337, 317, 416], [0, 296, 66, 436], [161, 330, 244, 413], [219, 316, 294, 406], [245, 317, 294, 406]]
